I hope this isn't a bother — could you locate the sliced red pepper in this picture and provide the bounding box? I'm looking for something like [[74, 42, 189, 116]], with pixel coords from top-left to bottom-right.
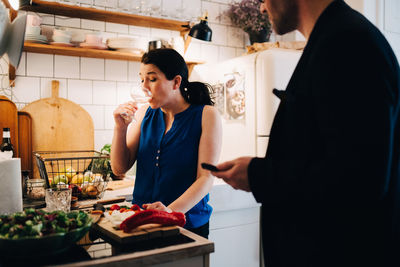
[[119, 208, 127, 213], [130, 204, 141, 211], [110, 204, 120, 211], [120, 209, 186, 233]]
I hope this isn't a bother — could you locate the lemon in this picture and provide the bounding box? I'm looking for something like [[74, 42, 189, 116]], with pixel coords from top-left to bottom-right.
[[77, 174, 84, 184], [61, 166, 76, 181], [71, 174, 84, 184], [71, 174, 78, 184]]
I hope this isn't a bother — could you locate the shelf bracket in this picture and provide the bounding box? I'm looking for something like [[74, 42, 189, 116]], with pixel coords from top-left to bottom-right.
[[9, 65, 16, 87]]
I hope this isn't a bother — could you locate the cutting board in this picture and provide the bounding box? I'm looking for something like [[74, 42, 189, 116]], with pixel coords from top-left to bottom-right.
[[18, 111, 32, 175], [21, 80, 94, 178], [0, 95, 19, 157], [92, 217, 180, 245], [106, 179, 135, 191]]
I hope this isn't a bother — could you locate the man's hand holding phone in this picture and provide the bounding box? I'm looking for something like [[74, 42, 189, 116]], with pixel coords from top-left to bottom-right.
[[204, 157, 252, 192], [201, 163, 220, 172]]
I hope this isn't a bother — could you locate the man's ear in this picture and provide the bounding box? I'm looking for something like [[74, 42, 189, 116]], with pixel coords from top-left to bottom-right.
[[173, 75, 182, 90]]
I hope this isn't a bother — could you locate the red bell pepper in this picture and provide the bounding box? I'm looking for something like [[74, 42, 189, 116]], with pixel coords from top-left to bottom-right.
[[130, 204, 141, 211], [120, 209, 186, 233], [110, 204, 120, 211]]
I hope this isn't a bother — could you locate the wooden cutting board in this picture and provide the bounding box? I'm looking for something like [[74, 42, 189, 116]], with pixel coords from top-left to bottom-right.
[[18, 111, 32, 175], [106, 180, 135, 191], [92, 217, 180, 245], [21, 80, 94, 178], [0, 95, 19, 157]]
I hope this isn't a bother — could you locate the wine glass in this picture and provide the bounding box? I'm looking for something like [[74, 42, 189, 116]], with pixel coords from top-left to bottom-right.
[[131, 87, 152, 104], [120, 86, 152, 121]]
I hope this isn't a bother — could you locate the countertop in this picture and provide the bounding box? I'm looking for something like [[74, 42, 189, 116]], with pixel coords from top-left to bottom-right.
[[103, 177, 260, 213]]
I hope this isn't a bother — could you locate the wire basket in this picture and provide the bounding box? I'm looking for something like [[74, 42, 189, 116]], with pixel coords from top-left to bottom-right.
[[34, 150, 111, 199]]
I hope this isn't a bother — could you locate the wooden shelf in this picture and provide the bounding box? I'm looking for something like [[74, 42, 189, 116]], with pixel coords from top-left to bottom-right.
[[22, 42, 202, 74], [6, 0, 201, 85], [24, 42, 143, 61], [20, 0, 191, 34]]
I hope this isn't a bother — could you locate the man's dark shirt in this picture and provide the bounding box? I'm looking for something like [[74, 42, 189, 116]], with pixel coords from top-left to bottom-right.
[[248, 1, 400, 266]]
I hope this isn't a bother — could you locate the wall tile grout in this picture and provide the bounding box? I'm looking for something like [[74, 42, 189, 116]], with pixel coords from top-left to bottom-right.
[[11, 0, 274, 150]]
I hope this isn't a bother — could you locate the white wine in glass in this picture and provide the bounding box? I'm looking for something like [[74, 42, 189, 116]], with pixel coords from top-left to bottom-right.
[[120, 87, 152, 121]]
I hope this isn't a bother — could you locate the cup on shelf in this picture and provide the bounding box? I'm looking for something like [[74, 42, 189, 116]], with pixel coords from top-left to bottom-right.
[[53, 28, 71, 37], [53, 35, 71, 43], [70, 30, 85, 44], [52, 28, 72, 43], [26, 14, 42, 27], [26, 25, 41, 36], [85, 33, 103, 44], [41, 25, 54, 41]]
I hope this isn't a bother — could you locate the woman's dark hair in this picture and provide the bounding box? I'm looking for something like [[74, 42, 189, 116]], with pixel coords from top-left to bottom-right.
[[141, 48, 214, 106]]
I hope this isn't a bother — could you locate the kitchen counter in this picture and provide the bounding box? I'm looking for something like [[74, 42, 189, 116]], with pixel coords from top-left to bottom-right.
[[103, 177, 260, 212], [101, 177, 261, 267], [18, 177, 257, 266], [57, 227, 213, 267], [78, 177, 259, 267]]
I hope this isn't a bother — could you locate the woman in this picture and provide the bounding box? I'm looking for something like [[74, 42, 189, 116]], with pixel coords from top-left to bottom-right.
[[111, 48, 222, 238]]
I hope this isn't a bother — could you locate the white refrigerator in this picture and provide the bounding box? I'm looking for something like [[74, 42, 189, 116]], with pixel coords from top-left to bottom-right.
[[191, 48, 302, 161]]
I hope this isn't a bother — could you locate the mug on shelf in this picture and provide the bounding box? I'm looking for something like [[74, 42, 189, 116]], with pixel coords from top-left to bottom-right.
[[26, 14, 42, 27], [85, 33, 103, 44], [52, 28, 72, 43], [26, 26, 41, 36]]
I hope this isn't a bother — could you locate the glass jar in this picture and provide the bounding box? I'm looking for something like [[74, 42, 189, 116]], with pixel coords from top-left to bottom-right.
[[27, 179, 46, 200], [22, 170, 30, 198]]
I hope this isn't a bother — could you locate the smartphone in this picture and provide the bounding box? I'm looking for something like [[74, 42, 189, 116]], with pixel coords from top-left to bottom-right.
[[201, 162, 220, 172]]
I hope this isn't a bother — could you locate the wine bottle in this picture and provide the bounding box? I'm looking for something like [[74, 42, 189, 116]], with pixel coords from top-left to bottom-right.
[[0, 128, 14, 159]]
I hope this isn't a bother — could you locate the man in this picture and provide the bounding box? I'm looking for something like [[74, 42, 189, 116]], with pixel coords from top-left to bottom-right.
[[212, 0, 400, 266]]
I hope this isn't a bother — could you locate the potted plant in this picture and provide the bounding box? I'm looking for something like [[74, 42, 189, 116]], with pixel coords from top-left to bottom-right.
[[222, 0, 271, 44], [88, 144, 124, 180]]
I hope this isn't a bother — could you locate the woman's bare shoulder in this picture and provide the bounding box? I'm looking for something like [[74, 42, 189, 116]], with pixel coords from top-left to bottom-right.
[[202, 105, 221, 124], [202, 105, 219, 116]]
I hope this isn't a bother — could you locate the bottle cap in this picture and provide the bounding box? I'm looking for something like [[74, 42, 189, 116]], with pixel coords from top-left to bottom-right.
[[3, 128, 10, 131]]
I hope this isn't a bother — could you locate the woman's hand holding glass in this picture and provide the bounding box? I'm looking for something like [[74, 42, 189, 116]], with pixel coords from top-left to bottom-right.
[[114, 101, 139, 126], [115, 87, 152, 124]]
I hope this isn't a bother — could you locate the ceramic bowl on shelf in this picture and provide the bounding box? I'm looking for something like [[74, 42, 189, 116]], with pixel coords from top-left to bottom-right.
[[106, 37, 146, 54], [26, 25, 41, 36], [79, 42, 108, 50], [53, 34, 71, 44], [25, 34, 48, 44], [79, 33, 107, 49], [85, 33, 102, 44]]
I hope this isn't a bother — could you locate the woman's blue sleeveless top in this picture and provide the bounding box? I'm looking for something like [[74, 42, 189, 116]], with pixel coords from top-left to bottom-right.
[[132, 104, 212, 229]]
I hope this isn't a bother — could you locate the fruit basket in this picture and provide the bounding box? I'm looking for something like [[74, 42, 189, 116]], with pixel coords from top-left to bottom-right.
[[34, 150, 111, 199]]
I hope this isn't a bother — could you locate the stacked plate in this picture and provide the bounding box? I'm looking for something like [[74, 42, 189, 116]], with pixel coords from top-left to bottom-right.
[[106, 37, 145, 55], [25, 33, 48, 44]]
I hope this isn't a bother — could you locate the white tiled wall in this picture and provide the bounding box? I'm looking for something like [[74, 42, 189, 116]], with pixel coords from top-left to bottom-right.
[[5, 0, 258, 151]]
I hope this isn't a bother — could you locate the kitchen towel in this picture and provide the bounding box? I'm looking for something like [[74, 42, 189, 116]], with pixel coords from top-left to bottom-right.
[[0, 158, 22, 214]]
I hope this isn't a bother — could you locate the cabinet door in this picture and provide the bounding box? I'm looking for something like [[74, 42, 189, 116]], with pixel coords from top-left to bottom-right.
[[256, 136, 269, 158], [209, 222, 260, 267]]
